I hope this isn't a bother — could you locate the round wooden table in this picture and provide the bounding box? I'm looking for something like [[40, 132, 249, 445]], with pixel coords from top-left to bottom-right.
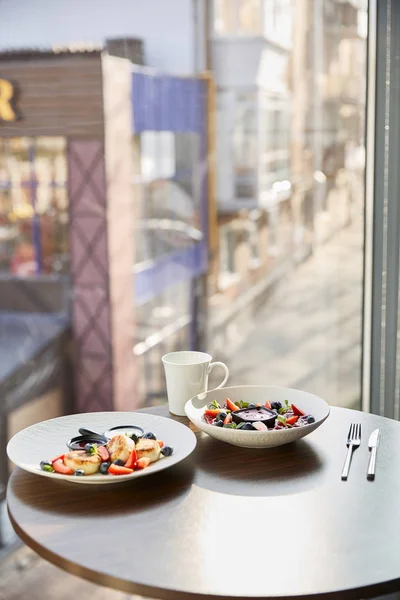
[[7, 405, 400, 599]]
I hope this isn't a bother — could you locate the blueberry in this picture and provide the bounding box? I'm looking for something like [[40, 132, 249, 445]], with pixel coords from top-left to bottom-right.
[[40, 460, 54, 473], [112, 459, 125, 466], [85, 443, 97, 455], [74, 469, 85, 476], [248, 403, 257, 408], [214, 420, 224, 427], [100, 462, 110, 474], [242, 422, 255, 430], [306, 415, 315, 424], [161, 446, 173, 457], [217, 412, 227, 421], [271, 401, 282, 411], [143, 432, 156, 440]]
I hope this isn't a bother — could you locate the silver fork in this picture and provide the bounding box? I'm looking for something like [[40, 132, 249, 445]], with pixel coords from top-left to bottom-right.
[[341, 423, 361, 481]]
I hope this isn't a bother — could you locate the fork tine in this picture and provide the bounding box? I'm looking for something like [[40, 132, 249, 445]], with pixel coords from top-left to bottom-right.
[[347, 423, 354, 442], [358, 424, 361, 441]]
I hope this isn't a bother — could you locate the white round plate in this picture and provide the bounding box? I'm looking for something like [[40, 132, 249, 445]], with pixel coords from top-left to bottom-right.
[[7, 412, 197, 484], [185, 385, 330, 448]]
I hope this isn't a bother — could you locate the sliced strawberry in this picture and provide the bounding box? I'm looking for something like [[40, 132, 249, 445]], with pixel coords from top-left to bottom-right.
[[157, 440, 164, 448], [53, 459, 73, 475], [265, 401, 272, 409], [204, 414, 214, 425], [286, 415, 299, 425], [253, 421, 268, 431], [223, 413, 232, 425], [136, 457, 150, 469], [51, 454, 65, 464], [291, 404, 305, 417], [124, 448, 137, 469], [205, 409, 225, 417], [108, 464, 134, 475], [97, 445, 110, 462], [226, 398, 240, 412]]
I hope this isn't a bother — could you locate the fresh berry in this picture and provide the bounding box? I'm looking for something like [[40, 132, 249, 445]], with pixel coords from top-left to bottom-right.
[[53, 459, 73, 475], [100, 462, 110, 474], [161, 446, 173, 457], [226, 398, 240, 412], [74, 469, 85, 476], [216, 412, 227, 421], [223, 413, 232, 425], [306, 415, 315, 424], [143, 432, 156, 440], [85, 443, 97, 455], [248, 403, 256, 408], [286, 415, 299, 425], [271, 401, 282, 411], [242, 422, 255, 430], [214, 420, 223, 427], [112, 459, 125, 466], [291, 404, 306, 417], [97, 445, 110, 462], [108, 464, 133, 475], [253, 421, 268, 430], [136, 457, 151, 469]]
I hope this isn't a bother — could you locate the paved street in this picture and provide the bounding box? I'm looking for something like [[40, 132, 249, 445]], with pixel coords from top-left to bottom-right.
[[227, 217, 364, 410]]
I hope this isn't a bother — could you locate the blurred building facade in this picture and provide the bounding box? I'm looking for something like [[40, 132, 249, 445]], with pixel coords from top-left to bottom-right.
[[0, 0, 367, 404]]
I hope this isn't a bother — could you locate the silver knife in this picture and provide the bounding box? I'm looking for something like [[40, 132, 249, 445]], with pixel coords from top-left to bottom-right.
[[367, 429, 380, 480]]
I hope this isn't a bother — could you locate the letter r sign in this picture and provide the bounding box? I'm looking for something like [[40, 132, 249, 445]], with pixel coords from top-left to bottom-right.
[[0, 78, 20, 122]]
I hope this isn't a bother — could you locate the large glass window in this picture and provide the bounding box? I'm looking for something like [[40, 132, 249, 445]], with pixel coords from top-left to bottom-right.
[[0, 137, 68, 276]]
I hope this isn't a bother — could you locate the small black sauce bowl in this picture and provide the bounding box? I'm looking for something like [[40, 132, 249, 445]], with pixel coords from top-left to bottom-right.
[[67, 435, 108, 451], [103, 425, 144, 439], [232, 407, 277, 428]]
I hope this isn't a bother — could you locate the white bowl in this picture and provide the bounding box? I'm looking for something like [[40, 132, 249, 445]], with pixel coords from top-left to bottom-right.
[[185, 385, 330, 448]]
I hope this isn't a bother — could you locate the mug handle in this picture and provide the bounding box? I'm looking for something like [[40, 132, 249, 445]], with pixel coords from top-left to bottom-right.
[[208, 362, 229, 389]]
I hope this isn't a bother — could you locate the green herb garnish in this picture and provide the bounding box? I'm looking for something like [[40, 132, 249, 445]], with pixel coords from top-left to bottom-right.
[[237, 400, 249, 409], [223, 423, 237, 429], [209, 400, 220, 410], [277, 415, 287, 425]]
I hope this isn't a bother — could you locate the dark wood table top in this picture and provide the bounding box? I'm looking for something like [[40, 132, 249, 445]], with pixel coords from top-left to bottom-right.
[[7, 405, 400, 600]]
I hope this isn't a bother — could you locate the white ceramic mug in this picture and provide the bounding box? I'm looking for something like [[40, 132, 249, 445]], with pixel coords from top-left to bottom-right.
[[162, 351, 229, 416]]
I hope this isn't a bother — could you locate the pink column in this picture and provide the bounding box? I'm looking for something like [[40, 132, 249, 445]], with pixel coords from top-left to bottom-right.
[[68, 139, 114, 412], [68, 55, 137, 413]]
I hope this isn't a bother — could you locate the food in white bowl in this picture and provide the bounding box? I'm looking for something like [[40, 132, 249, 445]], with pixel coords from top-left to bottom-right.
[[185, 385, 329, 448]]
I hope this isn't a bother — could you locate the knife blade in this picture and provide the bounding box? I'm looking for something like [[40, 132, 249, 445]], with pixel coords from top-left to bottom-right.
[[367, 428, 380, 480]]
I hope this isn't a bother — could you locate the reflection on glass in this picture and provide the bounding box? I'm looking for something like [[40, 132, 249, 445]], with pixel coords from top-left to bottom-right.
[[0, 136, 68, 276], [134, 131, 202, 266]]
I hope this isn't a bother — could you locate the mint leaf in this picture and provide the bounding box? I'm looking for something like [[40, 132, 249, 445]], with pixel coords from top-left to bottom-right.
[[277, 415, 287, 425], [284, 399, 290, 408], [209, 400, 220, 409]]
